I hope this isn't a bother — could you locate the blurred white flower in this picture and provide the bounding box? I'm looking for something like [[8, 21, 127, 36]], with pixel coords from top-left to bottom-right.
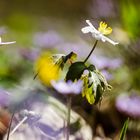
[[0, 37, 16, 46], [10, 110, 41, 136], [51, 80, 83, 94], [81, 20, 118, 45]]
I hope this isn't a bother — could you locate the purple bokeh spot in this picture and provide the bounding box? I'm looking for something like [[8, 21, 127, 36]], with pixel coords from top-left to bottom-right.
[[57, 42, 91, 59], [101, 70, 113, 80], [51, 80, 83, 95], [90, 55, 122, 70], [33, 30, 63, 48], [19, 48, 39, 61], [0, 88, 11, 106], [116, 94, 140, 118], [89, 0, 116, 18]]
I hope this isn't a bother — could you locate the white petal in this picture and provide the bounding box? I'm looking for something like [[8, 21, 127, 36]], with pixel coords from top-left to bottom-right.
[[82, 20, 100, 37], [101, 36, 119, 45], [86, 20, 97, 31], [0, 41, 16, 45], [81, 26, 94, 34]]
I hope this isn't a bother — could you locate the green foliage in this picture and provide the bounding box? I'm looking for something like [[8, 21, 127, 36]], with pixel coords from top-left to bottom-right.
[[52, 52, 77, 70], [6, 13, 35, 32], [65, 61, 111, 105], [131, 68, 140, 90], [82, 73, 95, 104], [120, 118, 129, 140], [121, 1, 140, 39], [66, 61, 87, 81], [82, 65, 112, 104]]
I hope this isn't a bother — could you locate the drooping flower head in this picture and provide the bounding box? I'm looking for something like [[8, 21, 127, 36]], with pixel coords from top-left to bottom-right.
[[35, 52, 77, 86], [81, 20, 118, 45]]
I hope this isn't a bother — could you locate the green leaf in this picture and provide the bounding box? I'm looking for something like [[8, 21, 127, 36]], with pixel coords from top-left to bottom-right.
[[66, 62, 87, 81], [120, 118, 129, 140], [52, 54, 66, 69], [81, 66, 112, 105], [64, 51, 77, 63], [96, 70, 112, 91], [82, 74, 95, 104], [52, 52, 77, 70], [94, 85, 103, 104], [86, 84, 95, 104]]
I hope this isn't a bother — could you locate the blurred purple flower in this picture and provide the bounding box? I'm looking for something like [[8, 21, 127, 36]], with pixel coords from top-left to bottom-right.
[[116, 94, 140, 118], [57, 42, 91, 58], [0, 88, 11, 106], [20, 110, 41, 125], [51, 80, 83, 94], [19, 48, 39, 61], [101, 70, 113, 80], [0, 27, 7, 35], [89, 0, 117, 18], [36, 122, 63, 138], [10, 109, 63, 139], [89, 55, 122, 70], [33, 30, 63, 48]]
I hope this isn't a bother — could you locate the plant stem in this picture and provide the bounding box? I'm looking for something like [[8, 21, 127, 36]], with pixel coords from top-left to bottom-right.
[[66, 95, 72, 140], [84, 40, 98, 63], [10, 116, 28, 135], [7, 112, 15, 140]]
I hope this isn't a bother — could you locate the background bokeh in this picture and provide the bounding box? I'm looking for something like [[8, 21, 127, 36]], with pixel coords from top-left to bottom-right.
[[0, 0, 140, 139]]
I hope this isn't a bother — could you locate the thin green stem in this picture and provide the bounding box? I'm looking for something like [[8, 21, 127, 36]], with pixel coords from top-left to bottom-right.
[[7, 112, 15, 140], [66, 95, 72, 140], [84, 40, 98, 63]]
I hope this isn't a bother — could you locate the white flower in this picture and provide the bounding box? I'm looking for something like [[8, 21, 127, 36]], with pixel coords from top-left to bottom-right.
[[0, 37, 16, 46], [81, 20, 118, 45], [10, 110, 41, 136]]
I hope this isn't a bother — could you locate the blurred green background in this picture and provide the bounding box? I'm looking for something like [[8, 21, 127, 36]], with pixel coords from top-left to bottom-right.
[[0, 0, 140, 139]]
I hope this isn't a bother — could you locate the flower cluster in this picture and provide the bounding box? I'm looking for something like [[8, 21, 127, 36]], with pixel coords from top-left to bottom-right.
[[35, 20, 118, 105]]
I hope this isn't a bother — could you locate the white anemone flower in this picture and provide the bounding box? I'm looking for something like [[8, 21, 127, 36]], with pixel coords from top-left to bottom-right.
[[81, 20, 118, 45], [0, 37, 16, 46]]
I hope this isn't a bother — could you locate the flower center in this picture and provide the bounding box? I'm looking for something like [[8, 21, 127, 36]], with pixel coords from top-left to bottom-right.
[[98, 21, 112, 35]]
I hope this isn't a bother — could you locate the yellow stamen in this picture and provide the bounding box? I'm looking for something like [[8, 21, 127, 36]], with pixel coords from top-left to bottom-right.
[[98, 21, 112, 35]]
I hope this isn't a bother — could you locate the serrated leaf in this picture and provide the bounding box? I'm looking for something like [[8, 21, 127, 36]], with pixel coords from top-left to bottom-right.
[[81, 66, 112, 105], [65, 51, 77, 62], [96, 70, 112, 91], [81, 75, 89, 97], [81, 74, 95, 104], [52, 52, 77, 70], [86, 84, 95, 104], [94, 85, 103, 104], [51, 54, 66, 69], [66, 62, 87, 81], [120, 118, 129, 140]]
